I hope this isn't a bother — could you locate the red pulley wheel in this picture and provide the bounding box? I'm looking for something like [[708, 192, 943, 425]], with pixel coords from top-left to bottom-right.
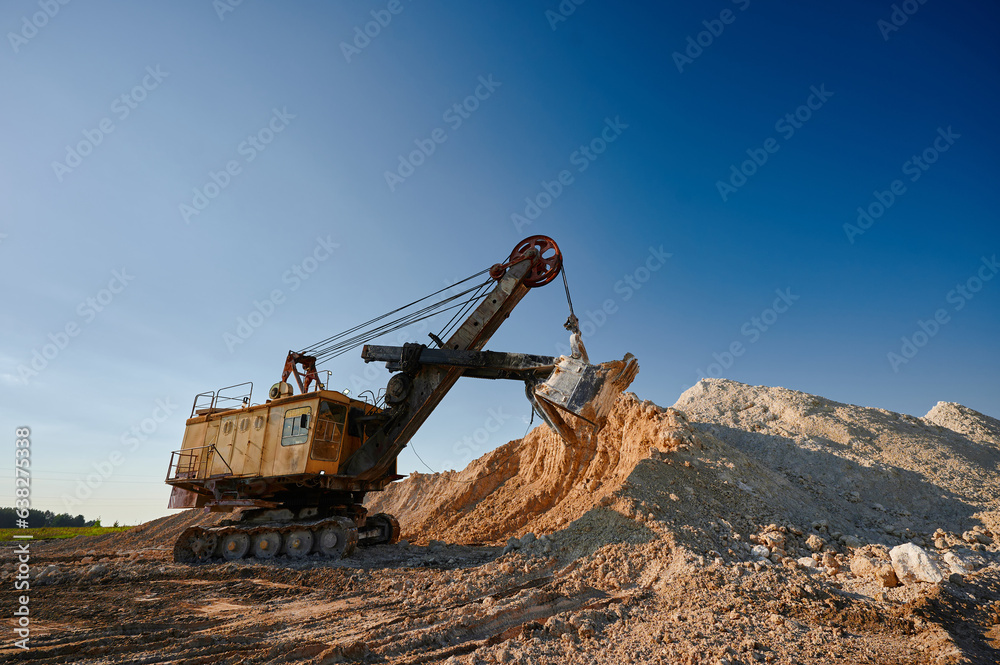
[[511, 235, 563, 287]]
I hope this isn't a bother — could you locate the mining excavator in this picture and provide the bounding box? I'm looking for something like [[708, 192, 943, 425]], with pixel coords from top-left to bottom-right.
[[166, 236, 638, 562]]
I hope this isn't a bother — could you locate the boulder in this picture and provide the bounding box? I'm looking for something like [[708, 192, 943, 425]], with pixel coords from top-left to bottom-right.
[[822, 551, 840, 575], [85, 563, 109, 578], [849, 553, 899, 587], [942, 549, 987, 576], [890, 543, 944, 585]]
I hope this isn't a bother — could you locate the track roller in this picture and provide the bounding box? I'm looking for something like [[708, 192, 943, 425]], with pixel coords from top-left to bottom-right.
[[220, 532, 251, 561], [283, 529, 314, 558], [314, 517, 358, 558], [364, 513, 401, 546], [252, 531, 281, 559], [173, 515, 363, 563]]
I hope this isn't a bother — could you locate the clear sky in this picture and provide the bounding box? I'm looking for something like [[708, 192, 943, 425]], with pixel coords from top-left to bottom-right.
[[1, 1, 997, 525]]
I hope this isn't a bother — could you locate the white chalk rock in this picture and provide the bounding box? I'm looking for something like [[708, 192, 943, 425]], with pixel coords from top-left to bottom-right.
[[751, 544, 771, 559], [890, 543, 944, 585], [943, 549, 987, 576]]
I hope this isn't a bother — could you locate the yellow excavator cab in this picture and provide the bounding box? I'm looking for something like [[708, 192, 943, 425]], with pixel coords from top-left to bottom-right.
[[166, 388, 392, 511]]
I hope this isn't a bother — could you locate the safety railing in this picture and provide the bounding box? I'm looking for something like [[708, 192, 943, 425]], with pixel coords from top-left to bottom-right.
[[189, 382, 253, 417], [216, 381, 253, 409], [166, 444, 232, 481], [190, 391, 216, 417]]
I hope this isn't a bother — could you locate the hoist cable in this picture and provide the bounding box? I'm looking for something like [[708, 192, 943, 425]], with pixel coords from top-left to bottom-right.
[[307, 281, 494, 362], [309, 286, 488, 361], [435, 278, 493, 343], [313, 290, 491, 361], [299, 268, 490, 355], [561, 263, 576, 319]]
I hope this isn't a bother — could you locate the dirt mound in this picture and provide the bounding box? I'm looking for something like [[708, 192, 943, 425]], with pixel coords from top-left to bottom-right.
[[925, 400, 1000, 448], [370, 380, 1000, 555], [36, 508, 227, 556], [673, 379, 1000, 538], [366, 393, 698, 545]]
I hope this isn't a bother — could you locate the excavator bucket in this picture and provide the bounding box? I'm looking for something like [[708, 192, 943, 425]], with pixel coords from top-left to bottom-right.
[[530, 353, 639, 446]]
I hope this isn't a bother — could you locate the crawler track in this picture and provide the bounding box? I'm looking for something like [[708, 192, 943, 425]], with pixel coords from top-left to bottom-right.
[[173, 513, 399, 563]]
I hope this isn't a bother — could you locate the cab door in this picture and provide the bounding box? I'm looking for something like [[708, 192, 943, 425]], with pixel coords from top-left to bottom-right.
[[306, 401, 347, 473], [270, 406, 312, 476]]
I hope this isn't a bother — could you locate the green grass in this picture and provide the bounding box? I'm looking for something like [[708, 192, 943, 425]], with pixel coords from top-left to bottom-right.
[[0, 526, 132, 541]]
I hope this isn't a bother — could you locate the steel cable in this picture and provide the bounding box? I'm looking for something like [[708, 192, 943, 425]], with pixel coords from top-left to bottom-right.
[[299, 269, 490, 357]]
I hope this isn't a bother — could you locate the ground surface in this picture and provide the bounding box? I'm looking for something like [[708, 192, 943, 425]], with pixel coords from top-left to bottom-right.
[[2, 379, 998, 664], [0, 527, 131, 542]]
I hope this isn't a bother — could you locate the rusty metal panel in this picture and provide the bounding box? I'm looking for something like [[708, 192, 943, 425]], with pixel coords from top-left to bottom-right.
[[241, 410, 267, 477], [210, 414, 239, 476], [226, 407, 267, 476], [262, 404, 288, 477], [229, 414, 250, 476], [167, 485, 204, 509], [179, 419, 207, 453], [203, 419, 221, 478]]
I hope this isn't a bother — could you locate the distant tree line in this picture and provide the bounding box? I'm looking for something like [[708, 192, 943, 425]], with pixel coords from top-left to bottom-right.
[[0, 507, 100, 528]]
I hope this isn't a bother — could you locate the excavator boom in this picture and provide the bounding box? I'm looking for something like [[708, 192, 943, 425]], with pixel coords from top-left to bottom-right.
[[340, 250, 538, 480], [359, 344, 639, 448]]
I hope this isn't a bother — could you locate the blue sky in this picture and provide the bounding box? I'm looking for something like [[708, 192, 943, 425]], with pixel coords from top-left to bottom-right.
[[1, 0, 997, 525]]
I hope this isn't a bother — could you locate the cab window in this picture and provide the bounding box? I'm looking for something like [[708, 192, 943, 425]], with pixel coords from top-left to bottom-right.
[[281, 407, 312, 446], [311, 401, 347, 461]]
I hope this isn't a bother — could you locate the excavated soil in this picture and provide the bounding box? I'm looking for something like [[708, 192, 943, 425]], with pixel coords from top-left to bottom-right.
[[3, 379, 999, 664]]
